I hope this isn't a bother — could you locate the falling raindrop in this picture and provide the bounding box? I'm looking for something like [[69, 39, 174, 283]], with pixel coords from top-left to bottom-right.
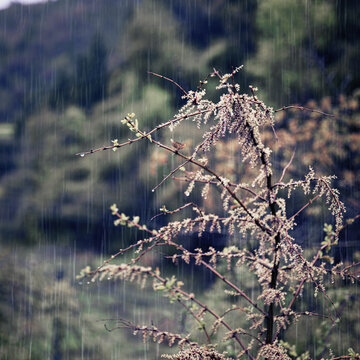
[[0, 0, 358, 359]]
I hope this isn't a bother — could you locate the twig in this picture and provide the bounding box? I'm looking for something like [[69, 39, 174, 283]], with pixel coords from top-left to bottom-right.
[[249, 85, 278, 141], [285, 238, 338, 319], [278, 147, 296, 183], [147, 267, 255, 358], [327, 356, 360, 360], [167, 239, 267, 316], [102, 211, 264, 321], [151, 138, 207, 193], [286, 212, 360, 316], [76, 106, 225, 157], [79, 106, 273, 237], [127, 239, 163, 266], [92, 237, 155, 275], [104, 319, 195, 345], [288, 194, 321, 223], [274, 105, 335, 117], [152, 159, 190, 192], [275, 311, 330, 319], [150, 202, 203, 222], [148, 71, 188, 96], [197, 72, 212, 90], [172, 176, 267, 202], [212, 68, 222, 79], [148, 137, 272, 236]]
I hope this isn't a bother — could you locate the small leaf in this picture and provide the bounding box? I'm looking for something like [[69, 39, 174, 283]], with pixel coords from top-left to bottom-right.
[[110, 203, 119, 215], [111, 139, 119, 151]]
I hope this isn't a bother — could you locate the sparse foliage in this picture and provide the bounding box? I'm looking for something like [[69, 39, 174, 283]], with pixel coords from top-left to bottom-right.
[[78, 68, 359, 359]]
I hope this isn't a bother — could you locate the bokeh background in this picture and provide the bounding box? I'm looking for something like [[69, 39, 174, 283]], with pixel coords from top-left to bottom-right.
[[0, 0, 359, 359]]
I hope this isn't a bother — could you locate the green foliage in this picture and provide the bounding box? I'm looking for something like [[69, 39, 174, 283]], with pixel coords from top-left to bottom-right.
[[0, 74, 175, 246], [279, 340, 310, 360], [48, 33, 108, 110], [48, 70, 73, 109], [0, 0, 133, 122], [74, 34, 108, 108], [0, 245, 181, 359], [246, 0, 360, 105], [2, 0, 360, 247], [348, 348, 360, 360]]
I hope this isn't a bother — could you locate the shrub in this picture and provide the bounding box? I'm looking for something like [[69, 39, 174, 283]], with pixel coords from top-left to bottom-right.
[[78, 68, 359, 359]]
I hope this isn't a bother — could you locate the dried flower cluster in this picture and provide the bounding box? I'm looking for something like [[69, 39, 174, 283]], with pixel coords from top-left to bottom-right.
[[161, 345, 231, 360], [78, 68, 359, 359]]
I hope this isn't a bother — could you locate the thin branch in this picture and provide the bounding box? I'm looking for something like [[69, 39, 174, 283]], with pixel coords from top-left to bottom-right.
[[228, 328, 264, 345], [148, 71, 188, 96], [342, 213, 360, 230], [215, 306, 264, 338], [275, 311, 330, 319], [342, 261, 360, 272], [285, 239, 338, 319], [151, 137, 207, 193], [274, 105, 335, 117], [167, 239, 267, 316], [78, 107, 273, 237], [152, 159, 190, 192], [278, 147, 296, 183], [249, 85, 278, 142], [318, 294, 360, 359], [174, 300, 212, 344], [172, 176, 267, 202], [76, 106, 224, 157], [212, 67, 222, 80], [147, 267, 255, 359], [104, 319, 195, 345], [286, 212, 360, 316], [98, 212, 265, 320], [92, 237, 155, 275], [270, 123, 279, 142], [327, 356, 360, 360], [150, 202, 203, 222], [127, 239, 163, 266], [197, 71, 212, 90], [288, 194, 321, 223], [149, 137, 272, 236]]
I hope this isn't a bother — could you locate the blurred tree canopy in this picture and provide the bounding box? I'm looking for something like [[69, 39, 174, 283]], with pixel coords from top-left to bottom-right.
[[0, 1, 359, 358], [247, 0, 360, 105], [0, 0, 358, 251], [48, 34, 108, 110]]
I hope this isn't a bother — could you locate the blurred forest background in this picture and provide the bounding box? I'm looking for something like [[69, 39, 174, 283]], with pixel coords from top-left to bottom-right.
[[0, 0, 359, 359]]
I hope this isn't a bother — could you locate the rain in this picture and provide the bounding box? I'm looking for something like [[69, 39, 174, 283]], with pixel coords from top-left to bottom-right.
[[0, 0, 359, 359]]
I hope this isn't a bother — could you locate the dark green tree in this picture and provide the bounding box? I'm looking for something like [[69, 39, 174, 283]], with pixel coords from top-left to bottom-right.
[[75, 34, 108, 108], [246, 0, 360, 106], [48, 71, 73, 110]]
